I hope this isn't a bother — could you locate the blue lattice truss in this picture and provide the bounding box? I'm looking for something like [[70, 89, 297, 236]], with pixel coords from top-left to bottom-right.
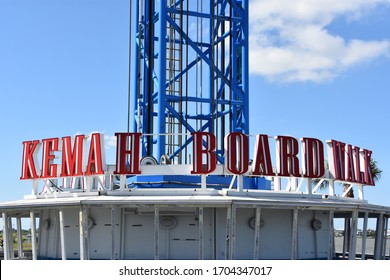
[[130, 0, 249, 164]]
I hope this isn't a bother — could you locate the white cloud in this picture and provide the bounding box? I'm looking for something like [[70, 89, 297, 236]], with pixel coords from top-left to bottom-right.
[[104, 135, 117, 149], [249, 0, 390, 82]]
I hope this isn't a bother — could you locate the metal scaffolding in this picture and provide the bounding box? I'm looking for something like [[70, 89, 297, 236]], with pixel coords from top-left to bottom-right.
[[129, 0, 249, 164]]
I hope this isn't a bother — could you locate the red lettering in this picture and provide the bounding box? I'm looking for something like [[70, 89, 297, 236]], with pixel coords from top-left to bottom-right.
[[224, 132, 249, 174], [327, 140, 346, 181], [60, 135, 85, 177], [85, 133, 106, 175], [361, 149, 374, 185], [114, 133, 141, 174], [353, 146, 364, 184], [345, 144, 357, 182], [191, 132, 216, 174], [252, 134, 275, 176], [18, 132, 376, 188], [276, 136, 300, 177], [20, 140, 41, 180], [301, 137, 324, 178], [41, 138, 60, 178]]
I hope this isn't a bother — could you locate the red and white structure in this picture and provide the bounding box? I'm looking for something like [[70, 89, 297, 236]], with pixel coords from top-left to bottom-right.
[[1, 131, 389, 260]]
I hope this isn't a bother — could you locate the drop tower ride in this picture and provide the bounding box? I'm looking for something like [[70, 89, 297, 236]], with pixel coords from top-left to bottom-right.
[[129, 0, 249, 165]]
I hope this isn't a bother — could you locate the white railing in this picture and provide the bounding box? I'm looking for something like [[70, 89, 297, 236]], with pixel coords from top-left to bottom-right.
[[32, 164, 367, 200]]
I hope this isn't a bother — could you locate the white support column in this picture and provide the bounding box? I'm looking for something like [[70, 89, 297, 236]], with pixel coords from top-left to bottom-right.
[[201, 175, 206, 190], [2, 213, 9, 260], [32, 180, 39, 195], [374, 213, 384, 260], [8, 217, 15, 259], [198, 207, 204, 260], [16, 216, 23, 258], [328, 211, 334, 260], [154, 207, 159, 260], [225, 205, 232, 260], [348, 211, 358, 259], [120, 175, 126, 191], [382, 217, 388, 260], [342, 217, 348, 258], [253, 207, 261, 260], [120, 208, 125, 260], [79, 207, 89, 260], [85, 177, 93, 192], [231, 205, 237, 260], [237, 176, 243, 192], [30, 211, 37, 260], [328, 180, 335, 196], [357, 185, 364, 200], [305, 178, 312, 195], [361, 212, 368, 260], [111, 208, 116, 260], [105, 169, 112, 190], [274, 177, 281, 191], [79, 208, 85, 260], [291, 209, 298, 260], [58, 209, 66, 260], [52, 210, 59, 258]]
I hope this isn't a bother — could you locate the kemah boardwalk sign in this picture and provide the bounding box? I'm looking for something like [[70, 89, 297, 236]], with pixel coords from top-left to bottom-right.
[[20, 132, 375, 187]]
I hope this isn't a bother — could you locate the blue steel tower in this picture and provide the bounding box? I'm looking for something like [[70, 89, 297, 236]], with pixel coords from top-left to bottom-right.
[[129, 0, 249, 165]]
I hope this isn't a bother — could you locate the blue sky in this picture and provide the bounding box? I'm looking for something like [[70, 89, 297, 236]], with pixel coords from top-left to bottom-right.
[[0, 0, 390, 219]]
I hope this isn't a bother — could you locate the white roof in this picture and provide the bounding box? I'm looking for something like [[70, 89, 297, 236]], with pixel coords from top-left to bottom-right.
[[1, 189, 390, 217]]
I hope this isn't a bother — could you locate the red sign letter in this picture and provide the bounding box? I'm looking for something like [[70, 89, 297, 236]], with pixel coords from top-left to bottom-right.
[[353, 146, 364, 184], [41, 138, 60, 178], [327, 140, 346, 181], [345, 144, 357, 183], [85, 133, 106, 175], [114, 133, 141, 175], [252, 134, 275, 176], [361, 149, 374, 186], [276, 136, 300, 177], [61, 135, 85, 177], [191, 132, 216, 174], [301, 137, 324, 178], [224, 132, 249, 175], [20, 140, 41, 180]]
